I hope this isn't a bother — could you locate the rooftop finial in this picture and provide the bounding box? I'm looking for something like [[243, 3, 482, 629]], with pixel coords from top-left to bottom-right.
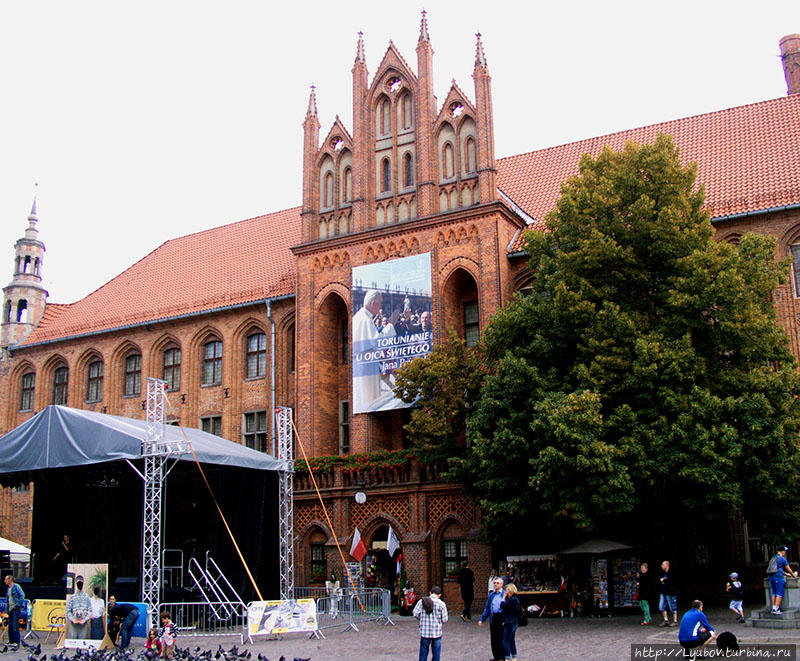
[[306, 85, 318, 118], [475, 32, 487, 69], [419, 9, 430, 43], [29, 182, 38, 219], [355, 31, 366, 63]]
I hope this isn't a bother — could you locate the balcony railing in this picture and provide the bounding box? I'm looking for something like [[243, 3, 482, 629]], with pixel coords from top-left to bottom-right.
[[293, 458, 445, 492]]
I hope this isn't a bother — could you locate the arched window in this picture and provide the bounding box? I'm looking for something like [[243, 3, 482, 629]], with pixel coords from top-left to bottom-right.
[[163, 346, 181, 391], [52, 365, 68, 405], [15, 300, 27, 323], [5, 300, 12, 323], [319, 219, 328, 240], [124, 352, 142, 396], [381, 158, 391, 193], [33, 258, 40, 276], [403, 153, 414, 188], [324, 172, 334, 208], [20, 372, 35, 411], [442, 143, 454, 179], [23, 256, 31, 273], [464, 137, 476, 174], [343, 167, 352, 202], [246, 331, 267, 379], [86, 360, 104, 402], [401, 94, 413, 130], [287, 322, 295, 374], [203, 339, 223, 385], [379, 99, 390, 135]]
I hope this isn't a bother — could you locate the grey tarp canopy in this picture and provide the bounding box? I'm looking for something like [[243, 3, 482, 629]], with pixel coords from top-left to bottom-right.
[[559, 539, 634, 555], [0, 405, 284, 476]]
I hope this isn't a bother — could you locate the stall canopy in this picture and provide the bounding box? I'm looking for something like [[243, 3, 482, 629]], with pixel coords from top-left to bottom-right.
[[0, 405, 284, 477], [0, 536, 31, 563], [559, 539, 633, 555]]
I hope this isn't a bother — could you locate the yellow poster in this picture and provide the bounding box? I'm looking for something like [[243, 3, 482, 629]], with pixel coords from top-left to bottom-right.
[[31, 599, 65, 631]]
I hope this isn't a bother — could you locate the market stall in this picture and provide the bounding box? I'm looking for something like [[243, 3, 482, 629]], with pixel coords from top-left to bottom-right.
[[560, 539, 639, 614], [503, 555, 567, 616]]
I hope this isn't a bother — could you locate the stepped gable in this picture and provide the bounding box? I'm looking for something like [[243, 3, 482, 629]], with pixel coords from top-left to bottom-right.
[[498, 95, 800, 251], [19, 207, 301, 345]]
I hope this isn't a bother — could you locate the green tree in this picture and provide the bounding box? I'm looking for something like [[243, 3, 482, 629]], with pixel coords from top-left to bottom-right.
[[401, 134, 800, 544]]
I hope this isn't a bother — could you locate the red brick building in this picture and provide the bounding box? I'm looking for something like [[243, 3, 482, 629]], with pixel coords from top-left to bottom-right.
[[1, 17, 799, 596]]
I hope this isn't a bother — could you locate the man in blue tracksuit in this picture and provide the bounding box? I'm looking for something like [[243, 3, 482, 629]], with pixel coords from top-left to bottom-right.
[[678, 600, 716, 656]]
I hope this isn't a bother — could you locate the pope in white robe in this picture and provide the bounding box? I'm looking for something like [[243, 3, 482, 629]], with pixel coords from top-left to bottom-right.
[[352, 289, 398, 413]]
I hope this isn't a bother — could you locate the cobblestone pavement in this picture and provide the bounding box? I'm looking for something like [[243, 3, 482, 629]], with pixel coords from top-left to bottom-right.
[[11, 608, 800, 661]]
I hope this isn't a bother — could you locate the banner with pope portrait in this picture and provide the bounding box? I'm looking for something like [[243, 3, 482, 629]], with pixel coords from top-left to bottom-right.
[[351, 252, 432, 414]]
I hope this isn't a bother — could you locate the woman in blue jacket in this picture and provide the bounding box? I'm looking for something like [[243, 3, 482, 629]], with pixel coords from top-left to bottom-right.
[[500, 583, 522, 661]]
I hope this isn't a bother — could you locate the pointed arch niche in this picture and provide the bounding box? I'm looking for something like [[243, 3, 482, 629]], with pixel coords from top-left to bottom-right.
[[442, 267, 479, 346], [314, 291, 349, 456]]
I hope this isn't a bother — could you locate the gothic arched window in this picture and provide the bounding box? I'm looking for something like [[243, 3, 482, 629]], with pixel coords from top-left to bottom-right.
[[381, 158, 391, 193], [403, 152, 414, 188]]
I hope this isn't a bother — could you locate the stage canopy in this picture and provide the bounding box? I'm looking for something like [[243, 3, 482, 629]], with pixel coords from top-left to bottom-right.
[[0, 405, 283, 479], [0, 536, 31, 563], [559, 538, 634, 555]]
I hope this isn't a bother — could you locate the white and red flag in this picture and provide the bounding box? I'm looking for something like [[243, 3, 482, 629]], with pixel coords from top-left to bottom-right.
[[349, 526, 367, 561]]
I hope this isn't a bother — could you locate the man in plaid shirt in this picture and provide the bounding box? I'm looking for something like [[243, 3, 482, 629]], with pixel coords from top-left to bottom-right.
[[413, 585, 448, 661]]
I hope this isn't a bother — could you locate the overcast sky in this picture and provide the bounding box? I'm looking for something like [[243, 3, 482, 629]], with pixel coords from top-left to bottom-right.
[[1, 0, 798, 304]]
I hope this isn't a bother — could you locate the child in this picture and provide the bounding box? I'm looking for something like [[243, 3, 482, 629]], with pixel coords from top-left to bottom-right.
[[158, 611, 177, 659], [726, 572, 745, 622], [144, 628, 162, 659]]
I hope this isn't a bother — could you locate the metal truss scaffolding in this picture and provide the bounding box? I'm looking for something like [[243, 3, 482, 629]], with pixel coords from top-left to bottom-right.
[[137, 378, 190, 626], [275, 406, 294, 600]]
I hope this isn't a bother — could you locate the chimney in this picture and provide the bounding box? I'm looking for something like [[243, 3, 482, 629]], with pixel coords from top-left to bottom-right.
[[779, 34, 800, 95]]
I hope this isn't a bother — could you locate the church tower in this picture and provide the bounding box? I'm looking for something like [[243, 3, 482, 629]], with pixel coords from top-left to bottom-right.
[[2, 194, 48, 348]]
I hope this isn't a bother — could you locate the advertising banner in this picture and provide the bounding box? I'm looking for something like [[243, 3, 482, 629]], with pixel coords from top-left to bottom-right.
[[247, 599, 318, 638], [31, 599, 65, 631], [352, 252, 432, 414], [64, 563, 108, 647]]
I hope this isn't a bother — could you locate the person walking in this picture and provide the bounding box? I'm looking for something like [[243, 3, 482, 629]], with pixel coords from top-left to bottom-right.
[[500, 583, 521, 661], [726, 572, 745, 622], [658, 560, 678, 627], [413, 586, 448, 661], [636, 562, 655, 625], [479, 576, 506, 661], [767, 545, 797, 614], [457, 561, 475, 621], [3, 574, 25, 651]]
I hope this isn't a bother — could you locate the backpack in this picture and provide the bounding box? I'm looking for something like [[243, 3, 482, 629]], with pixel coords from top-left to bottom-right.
[[767, 554, 779, 575]]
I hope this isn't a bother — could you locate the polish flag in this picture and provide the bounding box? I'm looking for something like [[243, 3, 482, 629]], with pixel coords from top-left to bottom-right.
[[349, 527, 367, 562]]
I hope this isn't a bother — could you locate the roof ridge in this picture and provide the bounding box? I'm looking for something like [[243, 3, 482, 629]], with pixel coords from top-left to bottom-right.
[[497, 95, 797, 163]]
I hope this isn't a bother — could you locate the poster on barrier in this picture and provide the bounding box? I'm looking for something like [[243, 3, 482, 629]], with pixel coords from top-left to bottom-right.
[[247, 599, 317, 636]]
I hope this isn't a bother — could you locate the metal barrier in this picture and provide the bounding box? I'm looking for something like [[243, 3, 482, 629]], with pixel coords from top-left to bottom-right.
[[159, 601, 245, 643], [293, 587, 394, 633]]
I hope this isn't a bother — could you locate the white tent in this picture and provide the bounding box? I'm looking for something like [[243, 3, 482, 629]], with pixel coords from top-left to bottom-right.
[[0, 536, 31, 563]]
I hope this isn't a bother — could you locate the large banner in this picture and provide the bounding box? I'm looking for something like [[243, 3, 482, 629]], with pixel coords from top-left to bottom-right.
[[64, 563, 108, 646], [352, 252, 432, 414], [247, 599, 317, 638]]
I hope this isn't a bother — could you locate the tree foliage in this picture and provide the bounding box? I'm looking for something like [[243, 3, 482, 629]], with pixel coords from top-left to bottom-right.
[[400, 134, 800, 544]]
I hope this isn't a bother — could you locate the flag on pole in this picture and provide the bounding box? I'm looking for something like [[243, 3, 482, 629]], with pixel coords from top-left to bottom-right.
[[387, 525, 400, 557], [349, 526, 367, 561]]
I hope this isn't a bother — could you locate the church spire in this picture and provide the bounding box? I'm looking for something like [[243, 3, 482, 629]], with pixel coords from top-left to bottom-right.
[[418, 9, 430, 43], [306, 85, 318, 119], [355, 31, 366, 64], [474, 32, 488, 70]]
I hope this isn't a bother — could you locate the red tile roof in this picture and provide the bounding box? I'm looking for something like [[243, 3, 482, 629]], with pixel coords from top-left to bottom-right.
[[498, 95, 800, 251], [19, 207, 301, 346], [19, 96, 799, 344]]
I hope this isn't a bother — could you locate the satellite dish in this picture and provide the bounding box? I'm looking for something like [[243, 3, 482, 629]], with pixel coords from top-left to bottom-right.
[[355, 491, 367, 504]]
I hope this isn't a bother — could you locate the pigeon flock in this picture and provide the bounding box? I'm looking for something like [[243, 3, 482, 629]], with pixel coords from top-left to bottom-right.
[[0, 641, 310, 661]]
